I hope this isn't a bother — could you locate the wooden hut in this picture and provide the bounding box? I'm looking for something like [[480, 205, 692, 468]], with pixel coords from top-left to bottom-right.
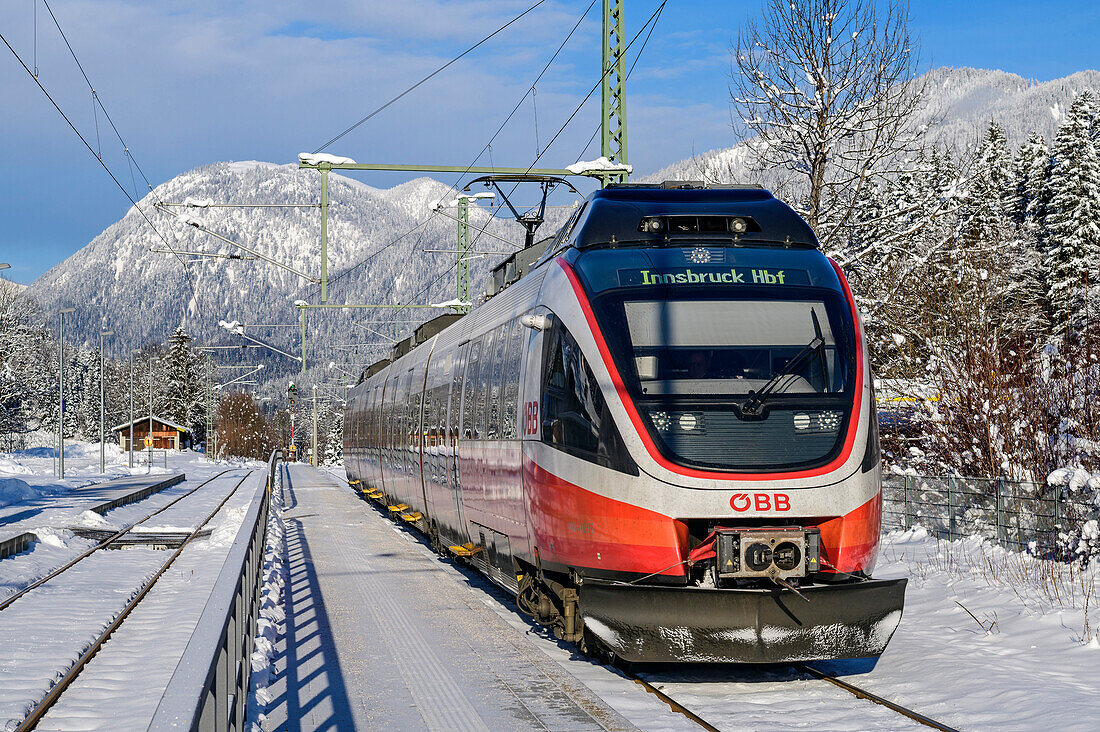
[[112, 416, 192, 451]]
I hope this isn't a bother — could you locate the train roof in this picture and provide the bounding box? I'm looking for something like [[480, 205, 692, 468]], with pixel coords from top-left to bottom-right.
[[567, 183, 818, 250]]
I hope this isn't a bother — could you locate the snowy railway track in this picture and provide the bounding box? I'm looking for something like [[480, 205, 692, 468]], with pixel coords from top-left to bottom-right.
[[0, 469, 234, 612], [630, 664, 961, 732], [0, 470, 254, 731]]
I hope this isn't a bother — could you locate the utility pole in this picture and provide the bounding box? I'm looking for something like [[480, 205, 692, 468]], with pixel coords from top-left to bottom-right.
[[320, 168, 329, 302], [205, 355, 215, 462], [312, 384, 318, 467], [457, 196, 470, 310], [300, 307, 307, 374], [58, 308, 75, 479], [129, 353, 135, 468], [99, 329, 113, 473], [148, 359, 155, 471], [295, 6, 632, 297], [601, 0, 629, 185]]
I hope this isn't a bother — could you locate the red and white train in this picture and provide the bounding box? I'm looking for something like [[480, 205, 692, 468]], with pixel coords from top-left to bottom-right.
[[344, 183, 906, 663]]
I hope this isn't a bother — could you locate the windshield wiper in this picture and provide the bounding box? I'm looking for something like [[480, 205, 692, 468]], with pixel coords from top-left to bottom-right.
[[740, 311, 827, 419]]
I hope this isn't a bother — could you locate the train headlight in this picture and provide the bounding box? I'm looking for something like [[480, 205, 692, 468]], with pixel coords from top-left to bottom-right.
[[651, 411, 671, 432], [818, 410, 843, 431], [678, 413, 698, 431], [729, 217, 748, 234], [640, 217, 664, 233]]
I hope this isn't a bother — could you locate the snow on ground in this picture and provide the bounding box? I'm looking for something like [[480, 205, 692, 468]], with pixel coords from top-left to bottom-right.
[[844, 528, 1100, 731], [245, 466, 288, 731], [622, 531, 1100, 731], [0, 439, 160, 509], [0, 441, 259, 603], [36, 470, 268, 731], [0, 545, 167, 729], [0, 437, 269, 730]]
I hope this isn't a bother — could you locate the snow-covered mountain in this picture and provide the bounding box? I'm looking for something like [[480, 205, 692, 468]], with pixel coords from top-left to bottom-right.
[[646, 66, 1100, 183], [26, 67, 1098, 378], [27, 161, 548, 373]]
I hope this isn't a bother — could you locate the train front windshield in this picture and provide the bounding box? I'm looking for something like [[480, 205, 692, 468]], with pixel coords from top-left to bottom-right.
[[576, 248, 858, 472]]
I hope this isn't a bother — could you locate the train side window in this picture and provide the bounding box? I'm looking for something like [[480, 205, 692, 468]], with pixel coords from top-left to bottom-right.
[[477, 330, 495, 439], [450, 345, 467, 443], [462, 340, 482, 438], [502, 319, 523, 439], [489, 323, 508, 439], [409, 369, 421, 457], [542, 323, 638, 475]]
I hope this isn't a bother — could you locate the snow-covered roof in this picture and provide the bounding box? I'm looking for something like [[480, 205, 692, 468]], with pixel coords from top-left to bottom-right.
[[111, 415, 192, 433], [176, 213, 205, 228], [298, 152, 356, 166], [567, 157, 633, 175], [429, 298, 471, 309], [432, 192, 495, 210]]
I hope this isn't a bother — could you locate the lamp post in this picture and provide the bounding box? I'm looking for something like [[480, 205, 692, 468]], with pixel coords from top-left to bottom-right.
[[58, 308, 76, 478], [312, 384, 318, 467], [148, 358, 156, 470], [99, 329, 113, 473], [129, 351, 136, 468]]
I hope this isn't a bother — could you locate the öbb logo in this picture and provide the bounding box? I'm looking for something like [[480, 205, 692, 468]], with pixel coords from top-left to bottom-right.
[[730, 493, 791, 512]]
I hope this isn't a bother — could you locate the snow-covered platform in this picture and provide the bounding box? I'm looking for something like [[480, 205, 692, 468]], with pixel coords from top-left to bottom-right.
[[0, 472, 185, 559], [262, 464, 639, 731]]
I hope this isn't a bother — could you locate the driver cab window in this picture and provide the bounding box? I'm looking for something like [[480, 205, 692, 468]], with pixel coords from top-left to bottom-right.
[[542, 322, 637, 475]]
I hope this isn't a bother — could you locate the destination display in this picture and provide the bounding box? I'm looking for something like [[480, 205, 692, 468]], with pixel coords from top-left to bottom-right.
[[617, 267, 810, 287]]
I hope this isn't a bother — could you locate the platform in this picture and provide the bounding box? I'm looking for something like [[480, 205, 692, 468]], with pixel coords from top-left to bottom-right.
[[264, 464, 637, 732], [0, 472, 186, 560]]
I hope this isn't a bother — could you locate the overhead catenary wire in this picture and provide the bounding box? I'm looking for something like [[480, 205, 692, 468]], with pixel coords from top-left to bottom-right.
[[383, 0, 668, 335], [305, 0, 596, 314], [0, 28, 203, 313], [41, 0, 156, 193], [313, 0, 549, 154], [436, 0, 669, 304]]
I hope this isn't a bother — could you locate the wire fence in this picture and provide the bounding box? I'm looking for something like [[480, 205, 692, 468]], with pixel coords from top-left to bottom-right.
[[882, 474, 1095, 558]]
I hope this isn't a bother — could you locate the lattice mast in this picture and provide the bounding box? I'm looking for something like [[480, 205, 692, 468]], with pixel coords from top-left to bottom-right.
[[601, 0, 628, 183]]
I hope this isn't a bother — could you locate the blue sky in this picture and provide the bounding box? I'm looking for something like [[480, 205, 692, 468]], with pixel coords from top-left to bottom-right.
[[1, 0, 1098, 284]]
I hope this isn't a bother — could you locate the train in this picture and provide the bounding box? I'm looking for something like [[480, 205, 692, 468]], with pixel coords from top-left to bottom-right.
[[343, 182, 907, 663]]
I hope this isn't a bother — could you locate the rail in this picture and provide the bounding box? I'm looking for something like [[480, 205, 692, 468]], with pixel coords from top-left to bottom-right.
[[149, 451, 281, 732], [882, 473, 1094, 556], [632, 665, 959, 732]]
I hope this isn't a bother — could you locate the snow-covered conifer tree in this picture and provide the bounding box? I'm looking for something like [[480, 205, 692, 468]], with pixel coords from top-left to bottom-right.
[[1014, 133, 1049, 227], [959, 122, 1013, 248], [1043, 92, 1100, 335], [163, 326, 206, 445]]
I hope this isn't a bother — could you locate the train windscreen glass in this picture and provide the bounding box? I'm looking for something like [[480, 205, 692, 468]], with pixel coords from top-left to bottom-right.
[[577, 250, 857, 472]]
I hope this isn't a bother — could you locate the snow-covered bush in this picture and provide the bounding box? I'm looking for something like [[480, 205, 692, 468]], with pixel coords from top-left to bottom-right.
[[1048, 467, 1100, 566]]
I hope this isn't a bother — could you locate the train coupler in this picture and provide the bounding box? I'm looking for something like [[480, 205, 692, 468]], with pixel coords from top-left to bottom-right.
[[697, 527, 822, 585]]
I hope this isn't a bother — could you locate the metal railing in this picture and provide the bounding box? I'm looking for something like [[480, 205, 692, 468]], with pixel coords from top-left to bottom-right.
[[882, 474, 1094, 556], [149, 451, 281, 732]]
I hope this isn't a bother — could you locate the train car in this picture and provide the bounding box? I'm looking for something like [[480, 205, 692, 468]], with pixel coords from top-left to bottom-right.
[[344, 182, 906, 663]]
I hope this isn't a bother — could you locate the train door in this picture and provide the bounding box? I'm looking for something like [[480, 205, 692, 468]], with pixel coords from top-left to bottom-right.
[[396, 368, 415, 507], [379, 372, 393, 498], [519, 309, 552, 443], [423, 351, 450, 527], [518, 309, 552, 559], [440, 342, 471, 546], [412, 359, 431, 516]]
